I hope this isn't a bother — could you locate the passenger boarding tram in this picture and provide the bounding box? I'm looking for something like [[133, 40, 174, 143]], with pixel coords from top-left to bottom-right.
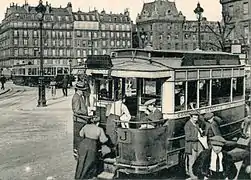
[[78, 49, 249, 177]]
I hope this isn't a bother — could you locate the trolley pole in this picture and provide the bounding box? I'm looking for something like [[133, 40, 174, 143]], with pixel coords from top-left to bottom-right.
[[36, 0, 46, 107]]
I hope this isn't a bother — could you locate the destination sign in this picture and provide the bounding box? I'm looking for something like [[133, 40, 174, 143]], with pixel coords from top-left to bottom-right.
[[194, 59, 217, 66], [163, 101, 244, 119]]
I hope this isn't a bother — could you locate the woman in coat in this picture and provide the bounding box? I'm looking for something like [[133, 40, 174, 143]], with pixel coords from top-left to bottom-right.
[[75, 116, 109, 179]]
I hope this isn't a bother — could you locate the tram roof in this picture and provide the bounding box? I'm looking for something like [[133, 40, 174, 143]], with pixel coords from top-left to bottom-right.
[[85, 49, 242, 78], [112, 48, 240, 67]]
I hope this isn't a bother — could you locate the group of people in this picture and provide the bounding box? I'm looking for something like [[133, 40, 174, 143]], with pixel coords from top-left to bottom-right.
[[71, 80, 164, 179], [50, 75, 71, 98], [184, 111, 238, 180]]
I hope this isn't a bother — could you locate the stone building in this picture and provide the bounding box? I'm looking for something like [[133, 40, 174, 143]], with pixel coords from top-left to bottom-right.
[[136, 0, 220, 51], [0, 2, 74, 68], [0, 2, 132, 68], [73, 9, 132, 65], [220, 0, 251, 62]]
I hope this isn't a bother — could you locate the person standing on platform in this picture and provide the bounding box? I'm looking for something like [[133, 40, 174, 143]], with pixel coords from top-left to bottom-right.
[[106, 95, 131, 146], [72, 82, 90, 159], [184, 111, 204, 179], [193, 135, 237, 180], [140, 98, 162, 129]]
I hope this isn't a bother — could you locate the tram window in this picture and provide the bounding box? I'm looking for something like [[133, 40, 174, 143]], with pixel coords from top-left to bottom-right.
[[233, 77, 244, 101], [44, 68, 48, 75], [125, 78, 136, 97], [187, 81, 197, 109], [47, 68, 52, 75], [175, 81, 186, 111], [142, 79, 161, 106], [97, 79, 113, 100], [212, 78, 231, 105], [199, 80, 210, 107], [57, 67, 63, 74], [31, 68, 36, 75]]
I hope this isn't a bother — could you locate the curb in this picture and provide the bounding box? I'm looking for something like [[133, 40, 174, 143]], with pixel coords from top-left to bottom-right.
[[0, 88, 11, 95]]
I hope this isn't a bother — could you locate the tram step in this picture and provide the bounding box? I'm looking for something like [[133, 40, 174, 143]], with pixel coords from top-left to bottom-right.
[[97, 171, 115, 180], [103, 158, 116, 173]]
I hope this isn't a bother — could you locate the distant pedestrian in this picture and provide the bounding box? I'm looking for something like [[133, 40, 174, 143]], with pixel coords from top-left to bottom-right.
[[50, 76, 57, 99], [62, 75, 68, 96], [193, 135, 237, 180], [0, 75, 6, 90]]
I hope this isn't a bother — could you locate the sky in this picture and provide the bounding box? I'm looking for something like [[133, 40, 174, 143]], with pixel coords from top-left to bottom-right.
[[0, 0, 222, 22]]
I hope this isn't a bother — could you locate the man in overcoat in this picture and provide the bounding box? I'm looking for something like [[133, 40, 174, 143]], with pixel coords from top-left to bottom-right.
[[192, 135, 237, 180], [72, 81, 90, 159], [184, 111, 204, 179]]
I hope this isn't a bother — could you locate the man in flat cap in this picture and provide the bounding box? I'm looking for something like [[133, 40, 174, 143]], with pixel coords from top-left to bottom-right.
[[139, 98, 162, 129], [204, 112, 222, 148], [184, 111, 204, 179], [193, 135, 237, 180], [72, 81, 90, 159]]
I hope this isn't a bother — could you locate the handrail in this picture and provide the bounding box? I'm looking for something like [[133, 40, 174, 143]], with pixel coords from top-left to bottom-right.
[[167, 135, 185, 141], [220, 117, 246, 128], [112, 118, 168, 124]]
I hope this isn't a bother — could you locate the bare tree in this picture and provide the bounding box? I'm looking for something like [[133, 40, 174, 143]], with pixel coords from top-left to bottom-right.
[[205, 11, 235, 52]]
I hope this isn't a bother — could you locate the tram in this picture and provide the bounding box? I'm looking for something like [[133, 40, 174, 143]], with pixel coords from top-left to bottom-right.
[[76, 49, 249, 177], [12, 64, 72, 87]]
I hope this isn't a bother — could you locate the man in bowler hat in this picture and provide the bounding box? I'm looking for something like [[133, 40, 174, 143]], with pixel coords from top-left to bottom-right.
[[193, 135, 237, 180]]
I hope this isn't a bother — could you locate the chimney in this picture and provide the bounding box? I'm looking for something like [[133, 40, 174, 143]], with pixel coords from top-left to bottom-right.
[[45, 1, 51, 13], [24, 2, 29, 13], [66, 2, 72, 13]]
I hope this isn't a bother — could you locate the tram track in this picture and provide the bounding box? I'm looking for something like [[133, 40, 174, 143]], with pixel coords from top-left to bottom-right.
[[0, 88, 36, 109]]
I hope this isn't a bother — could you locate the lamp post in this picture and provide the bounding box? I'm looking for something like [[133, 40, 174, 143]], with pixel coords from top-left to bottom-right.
[[140, 31, 147, 49], [194, 2, 204, 49], [69, 59, 72, 75], [36, 0, 46, 107], [69, 59, 72, 86]]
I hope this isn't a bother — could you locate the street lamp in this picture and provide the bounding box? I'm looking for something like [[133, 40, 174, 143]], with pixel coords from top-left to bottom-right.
[[36, 0, 46, 107], [69, 59, 72, 75], [140, 31, 147, 49], [194, 2, 204, 49]]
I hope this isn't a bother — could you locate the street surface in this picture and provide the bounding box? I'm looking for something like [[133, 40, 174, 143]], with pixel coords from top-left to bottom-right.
[[0, 82, 76, 180]]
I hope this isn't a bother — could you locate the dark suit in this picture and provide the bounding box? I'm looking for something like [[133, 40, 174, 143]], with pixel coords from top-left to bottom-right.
[[62, 77, 68, 96], [72, 92, 88, 150], [205, 120, 221, 138], [184, 119, 203, 179], [193, 149, 237, 180]]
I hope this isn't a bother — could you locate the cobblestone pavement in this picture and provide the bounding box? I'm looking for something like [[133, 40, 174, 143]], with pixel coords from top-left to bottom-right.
[[0, 84, 76, 180]]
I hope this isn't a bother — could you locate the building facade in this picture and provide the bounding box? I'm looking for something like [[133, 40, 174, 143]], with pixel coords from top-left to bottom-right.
[[73, 9, 132, 65], [136, 0, 220, 51], [220, 0, 251, 63], [0, 2, 74, 68], [0, 2, 132, 68]]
